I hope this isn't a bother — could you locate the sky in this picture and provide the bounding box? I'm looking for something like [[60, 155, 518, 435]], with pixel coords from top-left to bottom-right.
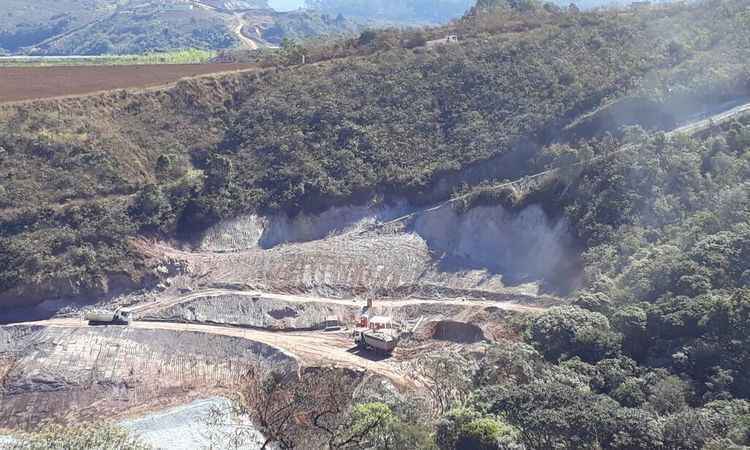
[[268, 0, 306, 11]]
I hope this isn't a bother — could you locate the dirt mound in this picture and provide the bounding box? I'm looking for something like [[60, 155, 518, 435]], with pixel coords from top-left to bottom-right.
[[422, 320, 487, 344], [139, 292, 361, 330]]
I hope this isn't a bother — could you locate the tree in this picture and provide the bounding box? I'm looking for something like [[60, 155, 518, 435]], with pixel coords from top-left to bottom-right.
[[528, 306, 622, 363], [456, 417, 521, 450], [408, 354, 473, 418], [239, 366, 390, 449], [339, 403, 396, 449], [281, 38, 307, 65], [647, 376, 692, 416], [129, 184, 174, 233], [611, 306, 648, 361], [239, 368, 309, 449]]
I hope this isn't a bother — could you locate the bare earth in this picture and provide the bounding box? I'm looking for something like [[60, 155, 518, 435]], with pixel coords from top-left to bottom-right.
[[0, 63, 255, 103], [12, 317, 438, 386]]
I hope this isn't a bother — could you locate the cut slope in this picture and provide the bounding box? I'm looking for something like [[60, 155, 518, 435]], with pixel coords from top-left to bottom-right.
[[0, 324, 297, 429]]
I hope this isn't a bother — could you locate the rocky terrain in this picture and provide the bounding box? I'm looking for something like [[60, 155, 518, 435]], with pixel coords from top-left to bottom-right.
[[120, 396, 262, 450], [0, 325, 297, 430], [145, 200, 576, 302]]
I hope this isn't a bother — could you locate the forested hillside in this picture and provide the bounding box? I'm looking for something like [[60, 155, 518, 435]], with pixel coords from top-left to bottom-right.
[[0, 0, 353, 56], [2, 0, 750, 446], [2, 0, 749, 304], [305, 0, 475, 23], [424, 113, 750, 450]]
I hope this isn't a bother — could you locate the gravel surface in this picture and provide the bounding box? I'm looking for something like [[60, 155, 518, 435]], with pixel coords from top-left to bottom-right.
[[121, 397, 262, 450]]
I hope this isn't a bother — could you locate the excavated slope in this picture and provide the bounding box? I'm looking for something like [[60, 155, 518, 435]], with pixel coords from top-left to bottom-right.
[[0, 325, 297, 429], [179, 201, 577, 299]]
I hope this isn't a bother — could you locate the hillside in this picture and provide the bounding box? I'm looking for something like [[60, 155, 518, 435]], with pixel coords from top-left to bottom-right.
[[1, 0, 749, 305], [0, 0, 119, 53], [2, 0, 750, 447], [0, 0, 355, 56], [306, 0, 475, 24]]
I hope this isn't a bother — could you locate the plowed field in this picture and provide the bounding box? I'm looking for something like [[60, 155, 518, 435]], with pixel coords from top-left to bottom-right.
[[0, 63, 254, 103]]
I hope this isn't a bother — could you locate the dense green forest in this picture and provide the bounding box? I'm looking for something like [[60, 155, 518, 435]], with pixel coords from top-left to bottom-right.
[[403, 115, 750, 450]]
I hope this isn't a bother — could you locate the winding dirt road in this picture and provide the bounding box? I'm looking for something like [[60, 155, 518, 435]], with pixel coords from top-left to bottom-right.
[[232, 15, 259, 50]]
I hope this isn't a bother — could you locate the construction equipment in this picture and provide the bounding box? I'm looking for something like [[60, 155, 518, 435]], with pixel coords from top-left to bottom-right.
[[323, 316, 342, 331], [353, 315, 400, 354], [84, 308, 131, 326]]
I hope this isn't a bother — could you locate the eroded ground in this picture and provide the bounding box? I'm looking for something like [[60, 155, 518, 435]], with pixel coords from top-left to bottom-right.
[[1, 201, 566, 431]]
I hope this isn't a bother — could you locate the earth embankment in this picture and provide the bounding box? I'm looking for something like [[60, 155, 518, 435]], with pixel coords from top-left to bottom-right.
[[0, 325, 297, 429]]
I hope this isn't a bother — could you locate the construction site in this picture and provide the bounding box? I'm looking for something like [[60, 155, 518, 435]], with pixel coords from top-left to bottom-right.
[[0, 193, 561, 430], [2, 90, 750, 442], [2, 0, 750, 444]]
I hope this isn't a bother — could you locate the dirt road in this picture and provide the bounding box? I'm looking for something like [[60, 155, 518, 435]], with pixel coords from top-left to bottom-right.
[[232, 15, 259, 50], [9, 318, 411, 384], [128, 289, 546, 317]]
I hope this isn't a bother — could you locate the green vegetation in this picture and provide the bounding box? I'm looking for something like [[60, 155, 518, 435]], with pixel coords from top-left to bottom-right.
[[262, 10, 360, 45], [401, 104, 750, 449], [0, 0, 350, 56], [0, 0, 119, 53], [2, 1, 750, 445], [39, 7, 236, 56], [2, 0, 749, 304], [0, 49, 216, 67]]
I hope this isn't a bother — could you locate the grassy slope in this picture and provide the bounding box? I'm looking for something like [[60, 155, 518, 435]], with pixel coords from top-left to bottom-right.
[[0, 0, 349, 56], [0, 0, 749, 306], [0, 0, 118, 53], [0, 50, 216, 67]]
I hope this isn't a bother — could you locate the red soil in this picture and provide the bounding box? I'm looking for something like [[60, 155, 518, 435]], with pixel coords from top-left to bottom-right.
[[0, 63, 254, 103]]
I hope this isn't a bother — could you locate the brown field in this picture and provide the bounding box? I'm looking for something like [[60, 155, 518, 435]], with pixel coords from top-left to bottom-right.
[[0, 63, 255, 103]]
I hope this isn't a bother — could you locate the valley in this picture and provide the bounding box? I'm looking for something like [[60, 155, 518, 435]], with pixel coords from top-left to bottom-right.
[[2, 1, 750, 448]]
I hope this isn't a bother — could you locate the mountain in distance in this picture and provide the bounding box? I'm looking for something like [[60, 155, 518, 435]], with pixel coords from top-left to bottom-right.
[[0, 0, 355, 56]]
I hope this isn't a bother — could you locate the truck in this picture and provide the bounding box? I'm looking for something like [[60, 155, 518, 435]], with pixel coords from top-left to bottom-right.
[[353, 328, 400, 354], [84, 308, 131, 326], [353, 315, 400, 354]]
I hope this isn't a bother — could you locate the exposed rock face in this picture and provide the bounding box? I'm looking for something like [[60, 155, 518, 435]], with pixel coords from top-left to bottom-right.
[[194, 202, 577, 298], [200, 203, 409, 252], [143, 293, 361, 330], [120, 397, 263, 450], [137, 292, 489, 331], [414, 204, 574, 282], [0, 326, 297, 429], [0, 273, 143, 316]]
